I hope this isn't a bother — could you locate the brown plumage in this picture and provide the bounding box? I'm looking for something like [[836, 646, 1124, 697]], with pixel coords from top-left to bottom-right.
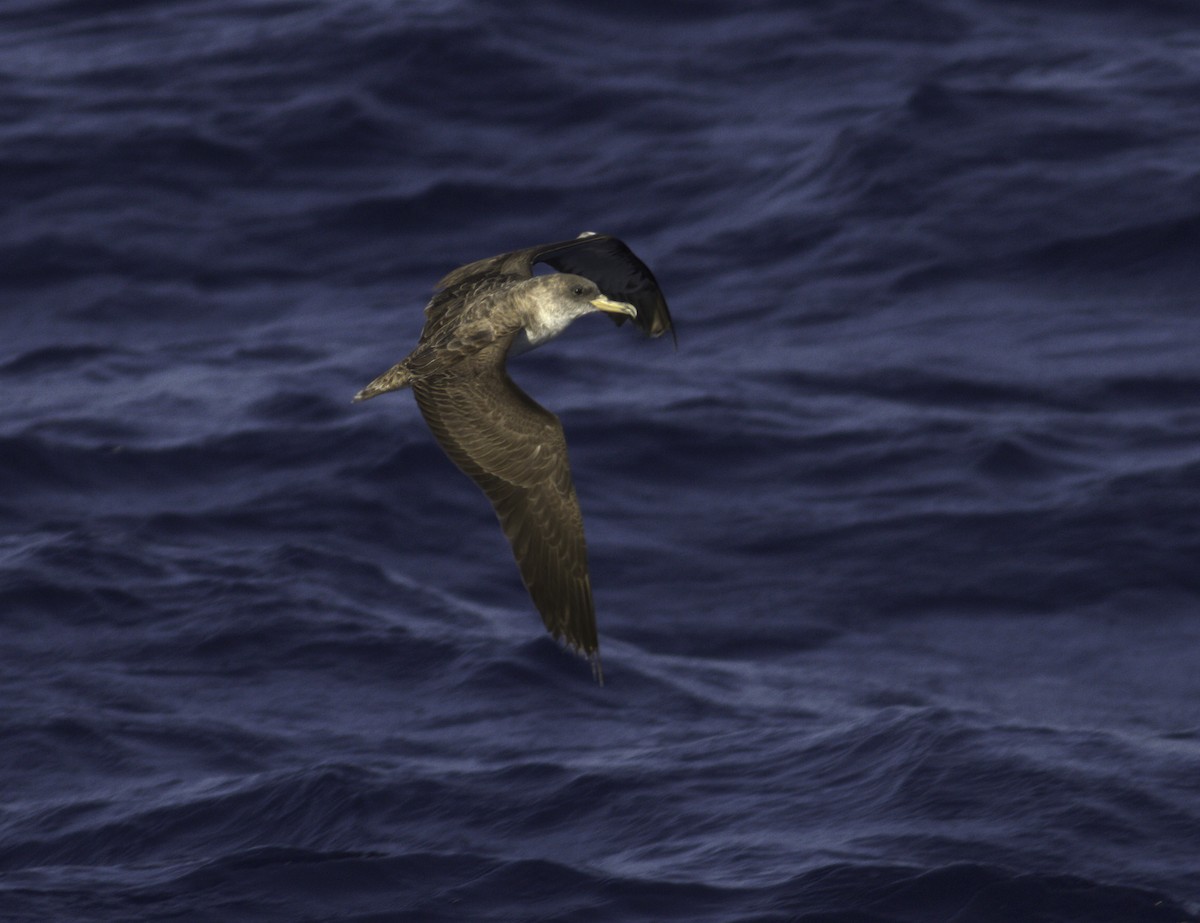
[[354, 233, 672, 682]]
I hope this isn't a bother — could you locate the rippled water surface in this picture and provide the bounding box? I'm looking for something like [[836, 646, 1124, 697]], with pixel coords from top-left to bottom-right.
[[3, 1, 1200, 920]]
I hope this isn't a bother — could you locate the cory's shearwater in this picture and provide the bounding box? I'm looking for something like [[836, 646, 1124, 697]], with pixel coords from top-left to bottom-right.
[[354, 233, 672, 682]]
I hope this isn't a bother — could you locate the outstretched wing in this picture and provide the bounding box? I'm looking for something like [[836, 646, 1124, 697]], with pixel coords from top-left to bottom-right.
[[411, 352, 603, 681], [432, 233, 674, 343]]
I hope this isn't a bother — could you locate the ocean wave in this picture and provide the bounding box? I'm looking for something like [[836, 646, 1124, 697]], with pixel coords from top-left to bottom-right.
[[3, 0, 1200, 918]]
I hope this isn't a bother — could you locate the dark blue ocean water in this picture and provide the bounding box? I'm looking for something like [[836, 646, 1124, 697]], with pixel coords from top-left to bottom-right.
[[3, 1, 1200, 920]]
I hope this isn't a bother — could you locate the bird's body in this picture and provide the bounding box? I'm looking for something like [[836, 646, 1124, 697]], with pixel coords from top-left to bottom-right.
[[355, 233, 672, 682]]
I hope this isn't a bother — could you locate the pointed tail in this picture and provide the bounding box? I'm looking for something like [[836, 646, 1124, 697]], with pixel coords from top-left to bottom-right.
[[353, 363, 413, 402]]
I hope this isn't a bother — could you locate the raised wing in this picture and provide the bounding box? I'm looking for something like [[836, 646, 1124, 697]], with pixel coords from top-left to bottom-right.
[[411, 351, 603, 682], [433, 233, 673, 343], [537, 234, 674, 341]]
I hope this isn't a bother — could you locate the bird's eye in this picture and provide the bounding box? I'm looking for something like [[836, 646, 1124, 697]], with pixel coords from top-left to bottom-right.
[[572, 285, 586, 296]]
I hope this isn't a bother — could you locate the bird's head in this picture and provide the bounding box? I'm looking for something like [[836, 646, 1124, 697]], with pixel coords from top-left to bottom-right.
[[515, 274, 637, 350]]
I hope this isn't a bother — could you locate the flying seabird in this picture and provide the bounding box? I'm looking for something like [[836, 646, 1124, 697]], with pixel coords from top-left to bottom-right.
[[354, 233, 672, 683]]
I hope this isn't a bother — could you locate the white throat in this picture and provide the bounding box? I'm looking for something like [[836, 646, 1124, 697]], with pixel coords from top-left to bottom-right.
[[510, 315, 570, 356], [511, 297, 586, 354], [506, 274, 599, 357]]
